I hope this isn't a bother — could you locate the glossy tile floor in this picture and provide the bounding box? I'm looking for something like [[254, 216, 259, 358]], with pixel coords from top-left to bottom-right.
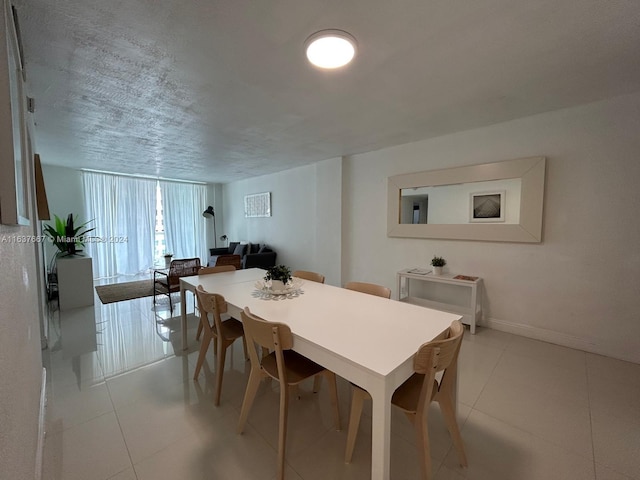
[[42, 280, 640, 480]]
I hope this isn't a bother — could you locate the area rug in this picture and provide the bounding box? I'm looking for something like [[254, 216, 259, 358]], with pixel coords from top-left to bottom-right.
[[95, 279, 155, 304]]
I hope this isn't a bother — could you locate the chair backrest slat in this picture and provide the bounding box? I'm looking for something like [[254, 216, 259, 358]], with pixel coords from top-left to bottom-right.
[[241, 308, 293, 385], [413, 320, 463, 374], [196, 285, 228, 334], [292, 270, 325, 284], [168, 258, 201, 285], [241, 308, 293, 351], [200, 265, 236, 275], [215, 255, 242, 270], [345, 281, 391, 299]]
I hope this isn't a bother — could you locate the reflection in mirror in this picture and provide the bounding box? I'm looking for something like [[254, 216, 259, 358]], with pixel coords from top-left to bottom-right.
[[388, 156, 546, 243], [401, 192, 429, 224], [400, 178, 522, 225]]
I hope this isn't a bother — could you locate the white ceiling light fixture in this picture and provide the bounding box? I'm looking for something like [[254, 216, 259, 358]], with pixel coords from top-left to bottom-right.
[[305, 29, 357, 69]]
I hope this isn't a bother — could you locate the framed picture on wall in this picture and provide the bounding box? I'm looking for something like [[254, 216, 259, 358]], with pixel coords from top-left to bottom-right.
[[244, 192, 271, 218], [0, 3, 29, 225], [469, 190, 505, 223]]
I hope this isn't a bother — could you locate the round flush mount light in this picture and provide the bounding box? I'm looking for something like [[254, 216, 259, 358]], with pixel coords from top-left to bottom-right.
[[304, 29, 357, 69]]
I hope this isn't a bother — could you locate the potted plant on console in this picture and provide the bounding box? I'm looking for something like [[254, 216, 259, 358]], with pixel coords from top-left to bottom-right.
[[43, 214, 95, 310], [431, 256, 446, 275], [43, 214, 95, 265], [264, 265, 292, 293]]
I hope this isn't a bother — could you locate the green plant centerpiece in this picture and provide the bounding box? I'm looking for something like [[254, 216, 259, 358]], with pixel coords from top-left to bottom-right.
[[264, 265, 292, 292], [264, 265, 292, 284], [431, 256, 446, 267]]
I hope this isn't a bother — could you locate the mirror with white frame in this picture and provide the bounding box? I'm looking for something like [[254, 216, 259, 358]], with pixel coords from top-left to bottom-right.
[[388, 156, 546, 242]]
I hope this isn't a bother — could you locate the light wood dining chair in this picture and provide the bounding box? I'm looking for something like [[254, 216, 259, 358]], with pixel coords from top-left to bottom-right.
[[237, 307, 341, 480], [194, 285, 247, 406], [292, 270, 325, 283], [344, 320, 467, 480], [344, 281, 391, 299], [196, 265, 237, 340]]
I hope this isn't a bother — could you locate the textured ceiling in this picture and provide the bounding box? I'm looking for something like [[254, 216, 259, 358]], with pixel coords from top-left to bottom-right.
[[13, 0, 640, 183]]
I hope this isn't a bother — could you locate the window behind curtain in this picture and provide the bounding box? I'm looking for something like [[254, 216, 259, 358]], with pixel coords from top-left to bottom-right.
[[83, 172, 156, 278], [159, 180, 207, 262], [83, 172, 207, 278]]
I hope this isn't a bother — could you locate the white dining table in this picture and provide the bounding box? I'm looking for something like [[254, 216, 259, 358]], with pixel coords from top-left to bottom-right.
[[179, 268, 460, 480]]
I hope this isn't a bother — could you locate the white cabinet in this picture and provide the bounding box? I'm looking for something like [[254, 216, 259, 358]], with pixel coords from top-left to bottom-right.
[[57, 256, 94, 310], [397, 268, 482, 334]]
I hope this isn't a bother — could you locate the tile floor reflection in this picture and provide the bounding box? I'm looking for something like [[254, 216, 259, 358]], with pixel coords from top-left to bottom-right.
[[41, 279, 640, 480]]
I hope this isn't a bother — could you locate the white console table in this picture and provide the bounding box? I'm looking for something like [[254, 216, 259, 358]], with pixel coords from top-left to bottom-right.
[[397, 268, 482, 334], [57, 256, 94, 310]]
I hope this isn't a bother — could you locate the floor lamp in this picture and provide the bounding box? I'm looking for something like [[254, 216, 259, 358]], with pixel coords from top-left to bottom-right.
[[202, 206, 217, 248]]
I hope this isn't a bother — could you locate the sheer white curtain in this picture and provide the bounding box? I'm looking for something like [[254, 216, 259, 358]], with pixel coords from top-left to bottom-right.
[[83, 172, 157, 278], [159, 181, 207, 263]]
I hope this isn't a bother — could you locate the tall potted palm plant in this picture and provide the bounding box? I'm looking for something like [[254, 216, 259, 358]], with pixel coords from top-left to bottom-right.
[[43, 214, 95, 270]]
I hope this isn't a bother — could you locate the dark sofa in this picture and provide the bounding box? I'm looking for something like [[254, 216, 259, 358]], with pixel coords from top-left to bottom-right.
[[208, 242, 277, 269]]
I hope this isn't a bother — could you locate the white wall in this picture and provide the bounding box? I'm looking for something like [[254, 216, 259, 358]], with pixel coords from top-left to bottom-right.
[[223, 157, 342, 286], [315, 157, 342, 284], [0, 225, 43, 479], [204, 183, 222, 252], [0, 8, 43, 477], [41, 165, 85, 221], [343, 92, 640, 364], [40, 165, 85, 267]]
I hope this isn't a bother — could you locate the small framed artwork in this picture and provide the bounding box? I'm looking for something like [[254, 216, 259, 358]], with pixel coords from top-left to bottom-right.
[[469, 190, 505, 223], [244, 192, 271, 218]]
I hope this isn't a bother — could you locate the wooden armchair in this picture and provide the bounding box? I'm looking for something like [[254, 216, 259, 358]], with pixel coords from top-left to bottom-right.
[[153, 257, 201, 311]]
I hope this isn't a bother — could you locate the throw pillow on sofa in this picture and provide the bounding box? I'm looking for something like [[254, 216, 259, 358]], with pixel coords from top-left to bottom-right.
[[232, 243, 247, 256], [258, 244, 271, 254]]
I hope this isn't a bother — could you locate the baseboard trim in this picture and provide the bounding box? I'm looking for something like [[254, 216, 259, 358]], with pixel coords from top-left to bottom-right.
[[484, 316, 595, 349], [482, 317, 639, 364], [35, 368, 46, 480]]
